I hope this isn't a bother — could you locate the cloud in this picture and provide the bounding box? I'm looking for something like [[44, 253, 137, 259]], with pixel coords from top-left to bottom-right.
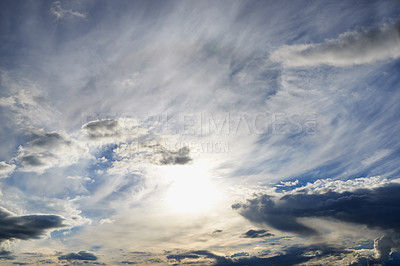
[[151, 146, 192, 165], [362, 149, 392, 166], [108, 142, 193, 175], [121, 261, 137, 264], [374, 235, 396, 263], [270, 21, 400, 67], [58, 251, 97, 261], [276, 180, 299, 187], [0, 208, 64, 242], [167, 246, 350, 266], [167, 250, 232, 265], [234, 182, 400, 236], [81, 118, 148, 145], [229, 246, 349, 266], [0, 162, 16, 178], [231, 252, 249, 258], [50, 1, 86, 20], [15, 130, 90, 173], [0, 250, 15, 260], [287, 176, 398, 194], [241, 229, 273, 238]]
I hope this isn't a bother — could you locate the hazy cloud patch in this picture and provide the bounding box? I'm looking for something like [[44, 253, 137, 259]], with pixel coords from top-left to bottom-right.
[[271, 21, 400, 67]]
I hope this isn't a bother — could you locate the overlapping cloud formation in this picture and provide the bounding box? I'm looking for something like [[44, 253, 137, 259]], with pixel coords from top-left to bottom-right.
[[234, 183, 400, 235], [233, 179, 400, 263], [270, 20, 400, 67]]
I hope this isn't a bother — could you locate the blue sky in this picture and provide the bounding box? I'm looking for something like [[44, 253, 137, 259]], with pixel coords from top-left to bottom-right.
[[1, 0, 400, 265]]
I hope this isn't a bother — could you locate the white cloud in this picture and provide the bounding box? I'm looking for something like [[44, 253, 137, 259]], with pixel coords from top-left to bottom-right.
[[50, 1, 86, 20], [0, 162, 16, 178], [270, 21, 400, 67], [276, 180, 299, 187], [287, 176, 397, 195]]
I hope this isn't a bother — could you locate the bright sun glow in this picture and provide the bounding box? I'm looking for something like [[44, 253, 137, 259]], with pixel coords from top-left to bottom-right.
[[163, 162, 220, 213]]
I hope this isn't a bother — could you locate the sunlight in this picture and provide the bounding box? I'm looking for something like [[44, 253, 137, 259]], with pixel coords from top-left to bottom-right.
[[163, 162, 220, 213]]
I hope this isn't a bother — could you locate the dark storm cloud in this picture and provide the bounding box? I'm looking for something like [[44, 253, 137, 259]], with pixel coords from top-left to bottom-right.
[[233, 183, 400, 235], [83, 119, 120, 139], [58, 251, 97, 261], [0, 209, 64, 242], [242, 229, 273, 238]]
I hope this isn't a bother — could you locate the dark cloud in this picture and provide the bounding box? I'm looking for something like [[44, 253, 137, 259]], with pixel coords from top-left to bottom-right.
[[167, 246, 348, 266], [225, 245, 349, 266], [0, 250, 15, 260], [28, 132, 68, 148], [231, 252, 249, 258], [0, 209, 64, 242], [121, 261, 137, 264], [143, 144, 192, 165], [166, 253, 199, 262], [58, 251, 97, 261], [83, 119, 120, 139], [19, 155, 45, 166], [233, 183, 400, 235], [157, 146, 192, 165], [16, 130, 86, 172], [167, 250, 231, 265], [147, 258, 163, 263], [242, 229, 273, 238]]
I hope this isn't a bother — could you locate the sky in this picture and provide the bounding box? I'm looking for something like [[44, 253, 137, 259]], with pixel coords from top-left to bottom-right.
[[1, 0, 400, 265]]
